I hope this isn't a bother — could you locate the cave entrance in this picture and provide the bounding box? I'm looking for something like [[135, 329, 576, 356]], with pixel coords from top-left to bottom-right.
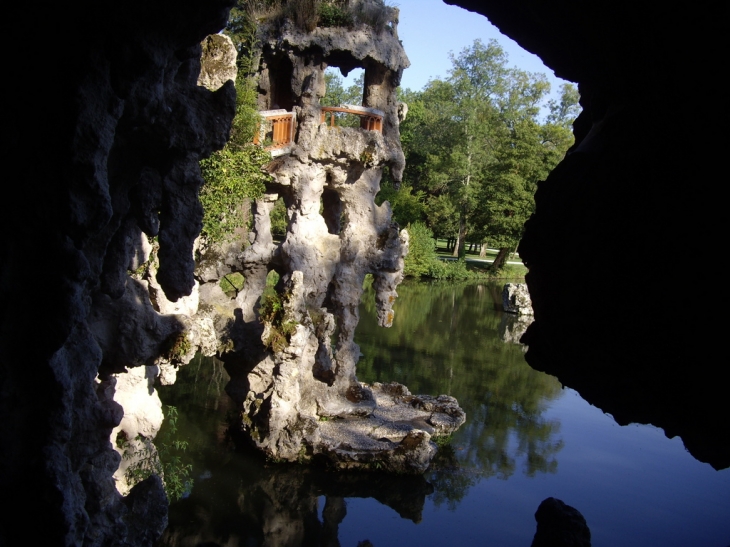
[[263, 52, 295, 111]]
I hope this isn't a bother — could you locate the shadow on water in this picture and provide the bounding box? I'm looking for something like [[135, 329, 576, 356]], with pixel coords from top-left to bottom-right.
[[156, 279, 565, 546]]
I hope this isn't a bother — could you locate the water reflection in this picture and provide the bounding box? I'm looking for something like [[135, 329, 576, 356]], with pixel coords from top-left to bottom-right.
[[157, 357, 434, 547], [155, 279, 730, 546], [356, 280, 563, 504], [157, 280, 565, 546], [499, 313, 533, 347], [159, 451, 433, 546], [158, 411, 433, 547]]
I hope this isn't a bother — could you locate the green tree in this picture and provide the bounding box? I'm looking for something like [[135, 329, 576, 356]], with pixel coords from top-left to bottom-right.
[[198, 5, 272, 247], [397, 78, 482, 252], [402, 222, 437, 278], [400, 40, 526, 258], [376, 180, 426, 227], [397, 39, 579, 273], [547, 83, 581, 128], [477, 83, 577, 269]]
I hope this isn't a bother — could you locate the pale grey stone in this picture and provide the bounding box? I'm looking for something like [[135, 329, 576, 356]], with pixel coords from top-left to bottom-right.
[[109, 366, 164, 496], [194, 13, 466, 473], [197, 34, 237, 91], [503, 282, 534, 315]]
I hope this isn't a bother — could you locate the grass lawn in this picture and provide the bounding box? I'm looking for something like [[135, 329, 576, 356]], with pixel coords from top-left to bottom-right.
[[434, 239, 527, 279], [435, 239, 523, 263]]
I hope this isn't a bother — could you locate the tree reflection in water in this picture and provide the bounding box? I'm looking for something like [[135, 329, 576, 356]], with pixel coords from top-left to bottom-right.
[[157, 279, 564, 545], [357, 280, 564, 506]]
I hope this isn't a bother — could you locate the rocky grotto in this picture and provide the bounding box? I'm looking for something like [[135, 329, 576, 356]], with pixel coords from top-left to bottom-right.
[[171, 9, 465, 471], [1, 0, 726, 545]]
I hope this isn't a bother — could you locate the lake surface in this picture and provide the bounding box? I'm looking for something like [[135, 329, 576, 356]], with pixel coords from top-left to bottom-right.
[[157, 280, 730, 547]]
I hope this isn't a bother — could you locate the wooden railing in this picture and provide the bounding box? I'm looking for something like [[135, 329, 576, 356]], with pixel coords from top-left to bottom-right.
[[320, 105, 384, 132], [253, 109, 294, 150]]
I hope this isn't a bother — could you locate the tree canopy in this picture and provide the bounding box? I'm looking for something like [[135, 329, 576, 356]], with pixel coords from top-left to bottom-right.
[[385, 39, 579, 271]]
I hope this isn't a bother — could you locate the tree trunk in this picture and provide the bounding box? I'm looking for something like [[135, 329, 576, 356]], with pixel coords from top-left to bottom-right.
[[453, 211, 467, 258], [453, 130, 472, 259], [490, 247, 510, 271], [479, 243, 487, 258]]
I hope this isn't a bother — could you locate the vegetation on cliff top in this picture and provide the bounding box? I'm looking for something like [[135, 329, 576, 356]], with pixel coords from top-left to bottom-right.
[[238, 0, 398, 34]]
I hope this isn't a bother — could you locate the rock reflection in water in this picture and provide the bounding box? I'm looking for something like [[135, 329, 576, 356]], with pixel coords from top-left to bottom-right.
[[158, 455, 433, 546], [499, 313, 533, 348], [157, 355, 434, 547]]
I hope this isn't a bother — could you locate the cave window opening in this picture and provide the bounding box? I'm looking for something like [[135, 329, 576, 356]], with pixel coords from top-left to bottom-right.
[[322, 67, 365, 128], [269, 197, 288, 242], [265, 53, 295, 112], [321, 188, 343, 235]]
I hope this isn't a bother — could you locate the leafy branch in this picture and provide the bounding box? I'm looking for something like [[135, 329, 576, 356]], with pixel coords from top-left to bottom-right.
[[120, 405, 193, 502]]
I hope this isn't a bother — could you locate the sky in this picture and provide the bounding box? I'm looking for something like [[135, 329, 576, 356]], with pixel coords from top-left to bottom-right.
[[339, 0, 574, 108]]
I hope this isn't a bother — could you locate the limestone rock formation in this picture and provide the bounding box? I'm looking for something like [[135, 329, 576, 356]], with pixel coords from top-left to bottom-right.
[[502, 282, 534, 315], [193, 5, 466, 472]]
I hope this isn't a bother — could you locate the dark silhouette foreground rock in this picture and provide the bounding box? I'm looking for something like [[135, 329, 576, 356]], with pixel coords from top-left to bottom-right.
[[447, 0, 728, 470], [1, 1, 235, 544], [531, 497, 591, 547]]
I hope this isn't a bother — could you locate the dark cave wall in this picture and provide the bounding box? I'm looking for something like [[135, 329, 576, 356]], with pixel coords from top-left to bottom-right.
[[1, 1, 235, 544], [446, 0, 726, 467]]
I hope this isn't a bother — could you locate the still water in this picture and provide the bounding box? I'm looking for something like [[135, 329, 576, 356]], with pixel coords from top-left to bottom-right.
[[157, 280, 730, 547]]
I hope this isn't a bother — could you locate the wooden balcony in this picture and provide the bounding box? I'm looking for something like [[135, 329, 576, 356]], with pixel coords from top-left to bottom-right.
[[320, 105, 384, 132], [254, 109, 294, 151]]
